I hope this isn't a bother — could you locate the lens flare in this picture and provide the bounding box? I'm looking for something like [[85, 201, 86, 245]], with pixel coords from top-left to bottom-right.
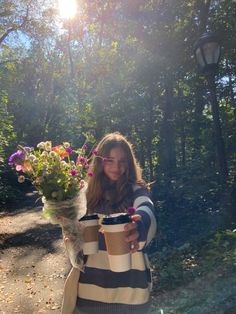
[[58, 0, 77, 19]]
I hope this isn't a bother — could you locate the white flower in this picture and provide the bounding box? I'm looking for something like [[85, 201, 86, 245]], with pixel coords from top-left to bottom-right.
[[45, 141, 52, 151], [49, 151, 57, 157], [18, 175, 25, 183], [41, 151, 48, 157], [37, 142, 45, 149], [33, 158, 39, 164], [60, 161, 68, 169], [55, 155, 61, 161], [28, 154, 37, 162], [63, 142, 70, 148]]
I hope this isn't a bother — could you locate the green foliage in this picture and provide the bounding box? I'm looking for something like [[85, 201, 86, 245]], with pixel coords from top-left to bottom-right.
[[0, 164, 25, 207], [0, 92, 15, 155], [150, 229, 236, 293], [200, 229, 236, 270], [0, 92, 18, 206]]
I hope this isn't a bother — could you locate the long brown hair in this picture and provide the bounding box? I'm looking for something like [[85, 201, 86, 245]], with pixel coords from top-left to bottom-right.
[[86, 132, 145, 213]]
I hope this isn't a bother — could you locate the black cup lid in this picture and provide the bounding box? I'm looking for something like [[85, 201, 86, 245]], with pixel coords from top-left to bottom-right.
[[79, 214, 99, 221], [102, 214, 131, 225]]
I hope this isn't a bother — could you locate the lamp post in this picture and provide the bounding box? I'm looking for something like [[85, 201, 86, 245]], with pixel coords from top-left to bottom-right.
[[194, 32, 228, 178]]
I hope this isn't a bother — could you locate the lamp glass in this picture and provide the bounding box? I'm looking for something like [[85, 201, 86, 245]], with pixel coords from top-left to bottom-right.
[[195, 47, 205, 68], [202, 42, 220, 65]]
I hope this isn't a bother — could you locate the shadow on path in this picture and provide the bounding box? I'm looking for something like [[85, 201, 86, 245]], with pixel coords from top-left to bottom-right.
[[0, 223, 62, 252]]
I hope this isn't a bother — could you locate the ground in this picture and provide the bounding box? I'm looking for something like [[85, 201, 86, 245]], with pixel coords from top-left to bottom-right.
[[0, 191, 236, 314], [0, 191, 70, 314]]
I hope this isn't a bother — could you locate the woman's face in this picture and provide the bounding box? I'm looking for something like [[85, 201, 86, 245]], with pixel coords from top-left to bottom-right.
[[103, 147, 127, 182]]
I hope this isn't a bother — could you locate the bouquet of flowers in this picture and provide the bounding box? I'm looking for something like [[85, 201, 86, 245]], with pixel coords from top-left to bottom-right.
[[9, 141, 93, 270]]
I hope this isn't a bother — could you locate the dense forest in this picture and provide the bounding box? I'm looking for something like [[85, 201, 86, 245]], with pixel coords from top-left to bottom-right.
[[0, 0, 236, 248]]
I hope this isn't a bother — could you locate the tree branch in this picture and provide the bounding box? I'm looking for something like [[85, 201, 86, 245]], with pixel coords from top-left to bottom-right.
[[0, 5, 29, 45]]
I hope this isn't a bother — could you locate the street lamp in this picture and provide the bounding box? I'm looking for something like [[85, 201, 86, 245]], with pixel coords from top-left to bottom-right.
[[194, 32, 228, 178], [194, 32, 221, 74]]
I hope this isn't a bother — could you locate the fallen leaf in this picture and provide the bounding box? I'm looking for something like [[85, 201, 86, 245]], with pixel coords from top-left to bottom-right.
[[51, 306, 60, 310], [25, 277, 32, 283]]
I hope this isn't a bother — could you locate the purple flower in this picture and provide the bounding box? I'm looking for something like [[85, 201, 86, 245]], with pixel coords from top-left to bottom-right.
[[8, 150, 25, 166], [70, 169, 77, 176], [24, 147, 33, 152], [65, 147, 73, 154], [127, 207, 136, 215], [79, 156, 88, 163], [82, 144, 88, 150]]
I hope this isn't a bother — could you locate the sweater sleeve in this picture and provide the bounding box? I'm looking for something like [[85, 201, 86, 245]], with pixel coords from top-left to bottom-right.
[[133, 185, 157, 250]]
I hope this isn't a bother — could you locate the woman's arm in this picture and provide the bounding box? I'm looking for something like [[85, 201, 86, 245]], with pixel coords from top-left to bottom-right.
[[132, 185, 157, 250]]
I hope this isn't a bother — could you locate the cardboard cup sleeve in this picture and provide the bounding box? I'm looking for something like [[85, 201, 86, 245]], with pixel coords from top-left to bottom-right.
[[102, 223, 131, 272]]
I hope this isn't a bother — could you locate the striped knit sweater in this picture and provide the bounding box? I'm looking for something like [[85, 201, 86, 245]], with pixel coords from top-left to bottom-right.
[[76, 185, 157, 311]]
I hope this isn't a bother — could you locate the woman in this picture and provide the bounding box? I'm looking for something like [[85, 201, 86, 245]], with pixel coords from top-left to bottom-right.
[[62, 132, 157, 314]]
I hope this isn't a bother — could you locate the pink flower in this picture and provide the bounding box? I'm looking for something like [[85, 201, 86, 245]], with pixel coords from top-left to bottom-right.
[[82, 144, 88, 150], [65, 147, 73, 154], [93, 149, 98, 155], [70, 169, 77, 176], [87, 171, 93, 177], [16, 162, 32, 173], [127, 207, 136, 215], [16, 165, 23, 171], [79, 157, 87, 163]]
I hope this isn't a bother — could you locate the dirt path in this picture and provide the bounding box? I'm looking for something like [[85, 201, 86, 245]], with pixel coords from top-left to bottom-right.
[[0, 192, 71, 314]]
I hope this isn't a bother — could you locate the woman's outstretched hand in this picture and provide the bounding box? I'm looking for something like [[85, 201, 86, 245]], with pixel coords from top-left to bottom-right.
[[124, 214, 141, 253]]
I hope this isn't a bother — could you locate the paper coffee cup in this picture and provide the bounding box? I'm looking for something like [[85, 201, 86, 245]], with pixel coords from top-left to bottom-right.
[[80, 214, 99, 255], [102, 213, 131, 272]]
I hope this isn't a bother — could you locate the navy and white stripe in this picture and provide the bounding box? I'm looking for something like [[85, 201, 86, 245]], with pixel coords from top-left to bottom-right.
[[77, 184, 157, 306], [133, 185, 157, 249]]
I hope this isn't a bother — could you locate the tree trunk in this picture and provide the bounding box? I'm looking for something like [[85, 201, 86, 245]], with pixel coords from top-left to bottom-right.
[[147, 90, 155, 181], [160, 81, 176, 177], [198, 0, 212, 34], [193, 82, 205, 154], [206, 72, 228, 178]]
